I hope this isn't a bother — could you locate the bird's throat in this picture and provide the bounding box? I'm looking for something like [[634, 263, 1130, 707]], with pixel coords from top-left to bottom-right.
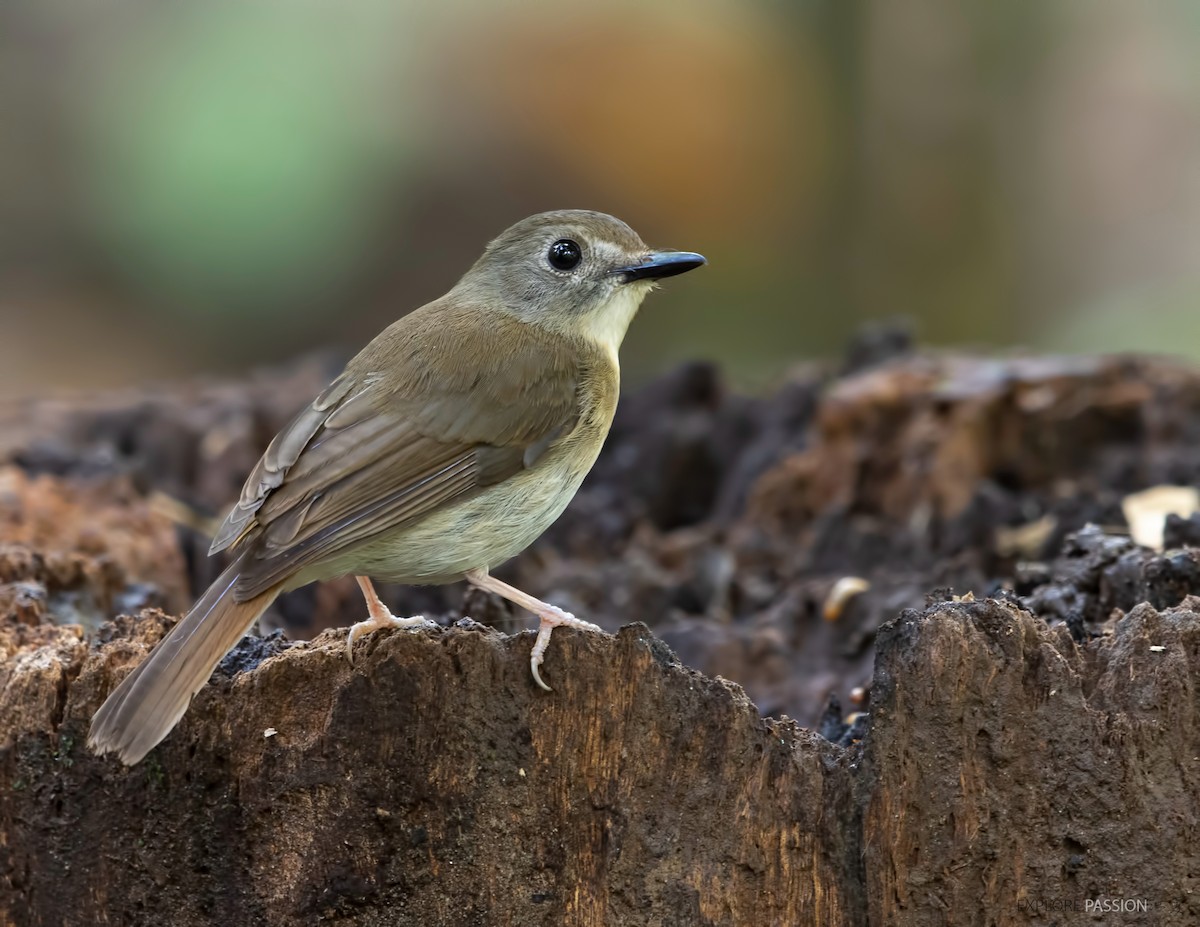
[[576, 283, 651, 360]]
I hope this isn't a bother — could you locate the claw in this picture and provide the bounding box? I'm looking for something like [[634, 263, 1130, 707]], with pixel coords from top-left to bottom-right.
[[462, 568, 602, 690], [345, 612, 432, 664], [526, 607, 600, 691], [530, 624, 555, 692], [348, 575, 433, 665]]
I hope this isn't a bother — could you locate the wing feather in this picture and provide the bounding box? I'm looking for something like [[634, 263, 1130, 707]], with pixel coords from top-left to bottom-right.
[[208, 302, 586, 600], [209, 374, 356, 554]]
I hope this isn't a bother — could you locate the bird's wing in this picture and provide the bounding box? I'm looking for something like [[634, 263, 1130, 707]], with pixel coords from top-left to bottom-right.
[[209, 307, 581, 599]]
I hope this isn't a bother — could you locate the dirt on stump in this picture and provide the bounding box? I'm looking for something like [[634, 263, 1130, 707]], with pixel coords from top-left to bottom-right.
[[2, 338, 1200, 925]]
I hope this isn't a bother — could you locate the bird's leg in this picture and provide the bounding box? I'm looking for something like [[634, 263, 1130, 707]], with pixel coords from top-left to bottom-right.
[[346, 576, 434, 663], [464, 568, 602, 691]]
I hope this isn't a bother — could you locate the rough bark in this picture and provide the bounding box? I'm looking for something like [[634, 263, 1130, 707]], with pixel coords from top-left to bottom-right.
[[3, 343, 1200, 925], [866, 596, 1200, 925]]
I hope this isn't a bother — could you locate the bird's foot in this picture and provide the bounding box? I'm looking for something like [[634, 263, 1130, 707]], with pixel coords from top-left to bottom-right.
[[528, 605, 602, 692], [463, 568, 602, 691], [346, 610, 433, 664], [348, 575, 435, 664]]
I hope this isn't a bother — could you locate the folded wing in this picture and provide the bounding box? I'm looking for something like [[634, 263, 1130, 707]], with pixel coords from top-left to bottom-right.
[[208, 307, 581, 599]]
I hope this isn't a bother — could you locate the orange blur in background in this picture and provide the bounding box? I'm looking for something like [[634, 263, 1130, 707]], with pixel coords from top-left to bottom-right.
[[2, 1, 1199, 398]]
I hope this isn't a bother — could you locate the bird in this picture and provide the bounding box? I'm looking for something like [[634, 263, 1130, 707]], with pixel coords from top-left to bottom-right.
[[88, 209, 706, 765]]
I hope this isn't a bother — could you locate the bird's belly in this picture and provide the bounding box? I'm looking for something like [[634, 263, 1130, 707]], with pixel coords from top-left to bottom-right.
[[328, 457, 590, 586]]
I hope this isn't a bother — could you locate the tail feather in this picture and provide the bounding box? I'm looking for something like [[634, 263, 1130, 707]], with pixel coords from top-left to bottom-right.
[[88, 555, 281, 765]]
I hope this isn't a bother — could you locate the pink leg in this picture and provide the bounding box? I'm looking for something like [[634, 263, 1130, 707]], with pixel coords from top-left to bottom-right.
[[465, 568, 602, 691], [346, 576, 434, 664]]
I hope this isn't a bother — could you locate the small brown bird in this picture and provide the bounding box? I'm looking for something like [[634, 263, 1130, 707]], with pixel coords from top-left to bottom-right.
[[88, 209, 705, 764]]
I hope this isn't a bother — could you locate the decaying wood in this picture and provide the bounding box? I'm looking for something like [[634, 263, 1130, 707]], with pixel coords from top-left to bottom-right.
[[3, 345, 1200, 925]]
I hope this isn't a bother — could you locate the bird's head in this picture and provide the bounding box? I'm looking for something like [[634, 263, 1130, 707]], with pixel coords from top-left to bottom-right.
[[456, 209, 706, 353]]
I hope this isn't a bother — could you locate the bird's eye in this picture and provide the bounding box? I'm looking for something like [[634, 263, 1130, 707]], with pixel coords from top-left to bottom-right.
[[547, 239, 582, 271]]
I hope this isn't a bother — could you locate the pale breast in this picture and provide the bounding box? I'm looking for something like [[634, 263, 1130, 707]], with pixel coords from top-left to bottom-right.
[[325, 440, 595, 585], [293, 426, 611, 591], [286, 339, 619, 589]]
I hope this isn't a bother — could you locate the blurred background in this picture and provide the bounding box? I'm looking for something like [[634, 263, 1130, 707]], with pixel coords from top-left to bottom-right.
[[2, 0, 1200, 399]]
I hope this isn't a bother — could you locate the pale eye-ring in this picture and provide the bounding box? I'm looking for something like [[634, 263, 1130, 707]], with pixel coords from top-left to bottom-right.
[[547, 238, 582, 271]]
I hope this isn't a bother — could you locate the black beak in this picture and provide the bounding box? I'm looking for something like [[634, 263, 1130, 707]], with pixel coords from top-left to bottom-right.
[[613, 250, 707, 283]]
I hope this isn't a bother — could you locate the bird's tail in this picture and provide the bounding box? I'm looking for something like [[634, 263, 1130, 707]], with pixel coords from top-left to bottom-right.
[[88, 553, 282, 765]]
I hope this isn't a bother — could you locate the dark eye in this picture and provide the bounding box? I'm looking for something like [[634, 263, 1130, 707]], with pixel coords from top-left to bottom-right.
[[547, 238, 582, 271]]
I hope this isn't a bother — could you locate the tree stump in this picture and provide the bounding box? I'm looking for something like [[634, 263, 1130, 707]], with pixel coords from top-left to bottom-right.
[[2, 345, 1199, 925]]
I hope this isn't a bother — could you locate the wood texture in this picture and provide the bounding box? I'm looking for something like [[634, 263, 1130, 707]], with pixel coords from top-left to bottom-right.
[[3, 346, 1200, 925]]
